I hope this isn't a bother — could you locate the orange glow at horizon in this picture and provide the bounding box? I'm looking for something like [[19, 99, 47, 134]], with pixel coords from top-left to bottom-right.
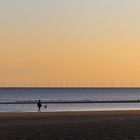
[[0, 1, 140, 87]]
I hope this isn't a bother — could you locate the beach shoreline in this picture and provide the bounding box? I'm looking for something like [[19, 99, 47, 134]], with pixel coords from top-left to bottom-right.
[[1, 109, 140, 116], [1, 110, 140, 140]]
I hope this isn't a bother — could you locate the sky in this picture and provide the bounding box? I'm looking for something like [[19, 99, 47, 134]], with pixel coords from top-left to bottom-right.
[[0, 0, 140, 87]]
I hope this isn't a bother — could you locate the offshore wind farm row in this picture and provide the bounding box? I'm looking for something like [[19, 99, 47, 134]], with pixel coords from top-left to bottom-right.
[[0, 82, 138, 88]]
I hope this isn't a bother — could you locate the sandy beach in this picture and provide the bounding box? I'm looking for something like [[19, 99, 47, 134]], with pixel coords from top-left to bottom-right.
[[0, 111, 140, 140]]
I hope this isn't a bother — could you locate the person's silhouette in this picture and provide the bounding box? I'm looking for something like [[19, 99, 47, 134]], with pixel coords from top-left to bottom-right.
[[37, 100, 42, 112]]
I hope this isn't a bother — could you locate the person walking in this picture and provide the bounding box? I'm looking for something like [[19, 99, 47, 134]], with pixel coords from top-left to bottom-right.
[[37, 100, 42, 112]]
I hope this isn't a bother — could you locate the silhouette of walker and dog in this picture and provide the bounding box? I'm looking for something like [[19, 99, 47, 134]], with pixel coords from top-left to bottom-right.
[[37, 100, 47, 112]]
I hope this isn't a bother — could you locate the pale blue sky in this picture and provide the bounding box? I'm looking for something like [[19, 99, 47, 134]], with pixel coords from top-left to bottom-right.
[[0, 0, 140, 22], [1, 0, 140, 36]]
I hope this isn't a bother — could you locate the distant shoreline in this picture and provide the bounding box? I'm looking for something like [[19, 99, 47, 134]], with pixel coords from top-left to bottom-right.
[[0, 87, 140, 89]]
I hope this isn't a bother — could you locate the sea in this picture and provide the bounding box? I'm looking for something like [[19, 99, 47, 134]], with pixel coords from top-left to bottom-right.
[[0, 88, 140, 112]]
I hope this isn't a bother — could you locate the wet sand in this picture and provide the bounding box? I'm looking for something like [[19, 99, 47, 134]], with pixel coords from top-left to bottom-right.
[[1, 110, 140, 140]]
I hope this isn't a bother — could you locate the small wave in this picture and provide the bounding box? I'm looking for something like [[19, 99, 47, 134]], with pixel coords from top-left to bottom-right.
[[0, 100, 140, 104]]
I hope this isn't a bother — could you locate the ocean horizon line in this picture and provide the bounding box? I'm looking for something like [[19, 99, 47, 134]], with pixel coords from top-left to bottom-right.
[[0, 87, 140, 89]]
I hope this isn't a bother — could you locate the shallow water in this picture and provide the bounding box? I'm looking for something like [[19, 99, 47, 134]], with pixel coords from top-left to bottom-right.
[[0, 88, 140, 112]]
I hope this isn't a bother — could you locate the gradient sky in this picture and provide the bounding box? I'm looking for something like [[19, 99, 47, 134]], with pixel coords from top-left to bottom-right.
[[0, 0, 140, 87]]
